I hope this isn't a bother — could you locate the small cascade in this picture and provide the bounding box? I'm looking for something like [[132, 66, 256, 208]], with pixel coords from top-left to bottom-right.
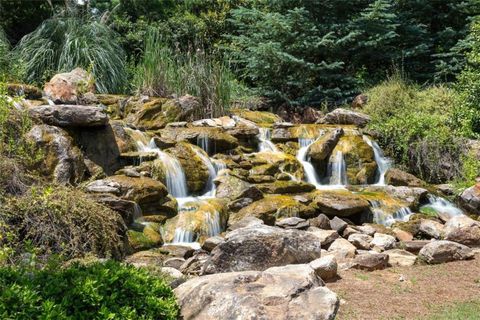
[[421, 195, 463, 217], [213, 159, 227, 176], [137, 138, 189, 198], [363, 135, 391, 185], [328, 151, 348, 186], [296, 137, 322, 187], [132, 203, 143, 220], [257, 127, 279, 153], [173, 228, 196, 243], [190, 145, 217, 196], [370, 200, 413, 226], [197, 133, 211, 155]]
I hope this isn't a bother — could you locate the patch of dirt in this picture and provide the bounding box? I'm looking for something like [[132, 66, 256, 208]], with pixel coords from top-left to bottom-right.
[[327, 254, 480, 319]]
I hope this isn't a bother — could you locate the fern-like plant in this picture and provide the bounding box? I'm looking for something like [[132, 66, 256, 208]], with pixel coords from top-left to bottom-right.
[[16, 16, 127, 93]]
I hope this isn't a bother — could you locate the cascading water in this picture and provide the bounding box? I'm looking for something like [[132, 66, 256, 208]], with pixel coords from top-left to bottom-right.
[[370, 200, 412, 226], [190, 145, 217, 196], [296, 137, 322, 186], [136, 137, 189, 198], [328, 151, 348, 186], [363, 135, 391, 185], [197, 133, 211, 155], [258, 127, 279, 153], [421, 195, 463, 217]]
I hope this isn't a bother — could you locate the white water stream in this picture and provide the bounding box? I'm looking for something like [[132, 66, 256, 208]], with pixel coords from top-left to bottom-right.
[[363, 135, 391, 186], [258, 128, 279, 153]]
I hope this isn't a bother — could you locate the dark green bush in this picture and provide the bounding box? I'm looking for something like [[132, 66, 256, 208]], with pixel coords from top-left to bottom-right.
[[0, 260, 179, 319], [0, 186, 127, 264]]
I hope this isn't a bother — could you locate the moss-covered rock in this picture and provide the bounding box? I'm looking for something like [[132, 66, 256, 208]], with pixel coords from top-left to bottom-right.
[[247, 152, 304, 180], [385, 168, 426, 187], [159, 127, 238, 153], [127, 223, 163, 252], [307, 128, 343, 177], [331, 135, 377, 185], [311, 190, 370, 217], [230, 195, 316, 226], [166, 142, 209, 194], [230, 108, 281, 125], [256, 180, 316, 194], [7, 83, 42, 99]]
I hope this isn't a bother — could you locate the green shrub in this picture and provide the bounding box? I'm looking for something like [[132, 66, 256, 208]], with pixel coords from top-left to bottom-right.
[[15, 16, 127, 93], [0, 260, 179, 319], [135, 28, 241, 118], [0, 186, 126, 265], [363, 74, 465, 183]]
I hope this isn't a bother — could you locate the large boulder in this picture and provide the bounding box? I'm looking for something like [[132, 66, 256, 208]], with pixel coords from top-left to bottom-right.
[[214, 174, 263, 202], [418, 240, 474, 264], [330, 135, 377, 184], [131, 95, 200, 130], [385, 168, 425, 187], [204, 224, 323, 273], [444, 215, 480, 247], [319, 108, 370, 127], [26, 124, 87, 184], [29, 105, 108, 127], [458, 183, 480, 215], [175, 264, 339, 320], [44, 68, 95, 104], [86, 175, 170, 216], [230, 108, 282, 125], [311, 190, 370, 217], [307, 128, 344, 177], [230, 195, 316, 225]]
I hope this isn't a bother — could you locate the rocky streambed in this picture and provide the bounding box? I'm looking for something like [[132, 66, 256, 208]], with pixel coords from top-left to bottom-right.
[[7, 69, 480, 319]]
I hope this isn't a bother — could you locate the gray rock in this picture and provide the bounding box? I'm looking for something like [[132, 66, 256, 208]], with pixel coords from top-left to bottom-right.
[[330, 216, 348, 233], [29, 105, 108, 127], [458, 184, 480, 215], [160, 267, 183, 279], [309, 214, 331, 230], [163, 257, 186, 270], [418, 219, 444, 239], [309, 256, 338, 281], [444, 215, 480, 247], [385, 249, 417, 267], [418, 240, 474, 264], [328, 238, 357, 260], [174, 264, 339, 320], [227, 216, 264, 231], [276, 217, 310, 230], [320, 108, 370, 127], [371, 233, 396, 251], [308, 229, 340, 246], [352, 253, 389, 271], [348, 233, 373, 250], [204, 224, 323, 273], [356, 225, 377, 236], [201, 236, 225, 252], [400, 240, 431, 254]]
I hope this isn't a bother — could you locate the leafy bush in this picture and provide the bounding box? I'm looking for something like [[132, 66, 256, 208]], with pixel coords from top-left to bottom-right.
[[0, 260, 179, 319], [0, 186, 126, 265], [16, 16, 127, 93], [363, 74, 465, 183], [135, 28, 240, 118]]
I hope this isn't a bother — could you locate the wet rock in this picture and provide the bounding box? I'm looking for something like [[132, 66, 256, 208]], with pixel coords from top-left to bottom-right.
[[204, 224, 323, 273], [312, 191, 370, 217], [276, 217, 310, 230], [418, 240, 474, 264], [307, 229, 340, 246], [29, 105, 108, 127], [319, 108, 370, 127], [202, 236, 225, 252], [159, 127, 238, 153], [26, 124, 87, 184], [175, 264, 339, 320], [352, 253, 388, 271], [309, 256, 338, 281], [444, 215, 480, 247], [370, 233, 396, 251], [384, 249, 417, 267], [385, 168, 425, 187], [418, 219, 444, 239], [307, 128, 344, 176], [230, 195, 316, 226], [458, 183, 480, 215], [348, 233, 373, 250], [309, 214, 331, 230], [381, 186, 429, 209], [328, 238, 357, 260], [44, 68, 95, 104]]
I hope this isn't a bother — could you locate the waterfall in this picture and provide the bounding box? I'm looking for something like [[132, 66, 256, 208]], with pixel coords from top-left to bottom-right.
[[197, 133, 211, 155], [370, 200, 412, 226], [421, 195, 463, 217], [296, 138, 322, 187], [363, 135, 391, 185], [258, 128, 279, 153], [136, 138, 189, 198], [132, 203, 143, 220], [173, 228, 196, 243], [190, 145, 217, 196], [328, 151, 348, 186]]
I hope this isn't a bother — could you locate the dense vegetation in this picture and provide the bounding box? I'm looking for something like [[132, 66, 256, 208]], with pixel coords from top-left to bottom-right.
[[0, 260, 179, 319]]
